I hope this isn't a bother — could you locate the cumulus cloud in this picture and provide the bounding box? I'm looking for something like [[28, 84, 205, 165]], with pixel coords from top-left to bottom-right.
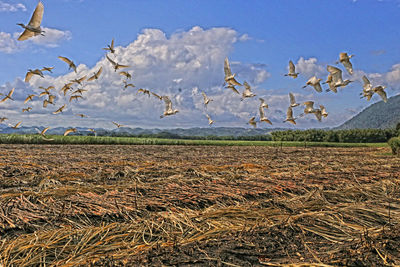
[[0, 32, 21, 53], [295, 57, 326, 78], [0, 1, 26, 12], [0, 28, 71, 53], [28, 28, 72, 47], [0, 26, 272, 128]]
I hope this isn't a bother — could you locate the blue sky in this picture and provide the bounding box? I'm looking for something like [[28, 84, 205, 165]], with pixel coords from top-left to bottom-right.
[[0, 0, 399, 129]]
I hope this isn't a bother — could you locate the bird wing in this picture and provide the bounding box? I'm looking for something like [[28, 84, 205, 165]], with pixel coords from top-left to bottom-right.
[[375, 88, 387, 102], [202, 92, 207, 101], [313, 82, 322, 92], [25, 72, 34, 82], [78, 75, 87, 83], [106, 55, 116, 66], [224, 57, 232, 77], [289, 93, 296, 105], [327, 65, 343, 83], [39, 92, 48, 97], [227, 85, 239, 94], [289, 60, 295, 73], [18, 29, 35, 41], [24, 96, 31, 104], [27, 1, 44, 28], [259, 106, 265, 118], [15, 122, 22, 128], [7, 88, 14, 98], [163, 96, 173, 111], [110, 39, 114, 49], [243, 81, 251, 92], [43, 100, 49, 107], [362, 75, 371, 88], [314, 110, 322, 121], [48, 95, 55, 103], [150, 92, 160, 99], [41, 127, 50, 135], [64, 129, 73, 136], [87, 74, 96, 82], [96, 66, 103, 76], [117, 64, 130, 69], [342, 60, 353, 75], [287, 107, 293, 118], [58, 56, 73, 65]]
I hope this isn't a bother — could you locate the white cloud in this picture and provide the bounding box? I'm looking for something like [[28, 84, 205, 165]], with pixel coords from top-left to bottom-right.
[[0, 28, 71, 53], [0, 1, 26, 12], [0, 32, 21, 53], [29, 28, 72, 47], [295, 57, 326, 78], [1, 26, 271, 129]]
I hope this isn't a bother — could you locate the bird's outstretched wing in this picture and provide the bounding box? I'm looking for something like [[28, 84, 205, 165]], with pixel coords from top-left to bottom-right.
[[106, 55, 117, 66], [18, 29, 35, 41], [28, 2, 44, 28], [224, 57, 232, 77]]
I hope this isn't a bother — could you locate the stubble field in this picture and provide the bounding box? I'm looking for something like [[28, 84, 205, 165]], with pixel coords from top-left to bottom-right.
[[0, 144, 399, 266]]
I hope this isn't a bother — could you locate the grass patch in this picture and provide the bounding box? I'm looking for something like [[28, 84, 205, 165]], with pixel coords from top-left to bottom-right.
[[0, 134, 389, 147]]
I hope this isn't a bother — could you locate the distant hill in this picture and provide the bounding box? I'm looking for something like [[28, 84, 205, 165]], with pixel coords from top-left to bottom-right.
[[337, 94, 400, 129]]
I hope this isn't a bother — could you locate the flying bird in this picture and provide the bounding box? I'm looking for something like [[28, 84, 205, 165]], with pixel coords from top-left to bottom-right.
[[241, 81, 256, 99], [36, 127, 53, 141], [1, 88, 15, 102], [22, 107, 32, 112], [87, 67, 103, 81], [206, 114, 214, 125], [303, 101, 315, 114], [259, 106, 272, 125], [39, 85, 55, 91], [0, 117, 8, 123], [160, 96, 179, 118], [302, 76, 323, 93], [259, 98, 269, 109], [202, 92, 213, 106], [24, 94, 37, 104], [58, 56, 77, 73], [64, 128, 77, 136], [112, 121, 124, 128], [60, 82, 74, 96], [25, 69, 44, 82], [289, 93, 299, 107], [17, 1, 44, 41], [313, 109, 322, 122], [224, 57, 242, 86], [106, 55, 130, 71], [41, 67, 54, 73], [103, 39, 115, 54], [137, 88, 150, 97], [320, 105, 328, 117], [373, 86, 387, 103], [70, 75, 87, 85], [248, 117, 257, 128], [72, 88, 87, 95], [284, 60, 299, 78], [123, 81, 135, 89], [325, 65, 352, 91], [337, 52, 354, 75], [9, 121, 22, 129], [283, 107, 296, 125], [69, 95, 83, 102], [119, 71, 132, 80], [43, 95, 56, 108], [76, 113, 87, 118], [53, 104, 66, 114]]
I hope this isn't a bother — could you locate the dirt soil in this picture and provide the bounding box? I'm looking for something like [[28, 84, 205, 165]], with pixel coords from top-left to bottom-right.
[[0, 144, 399, 266]]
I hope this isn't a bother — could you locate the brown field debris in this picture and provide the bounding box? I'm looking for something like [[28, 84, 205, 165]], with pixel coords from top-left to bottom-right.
[[0, 144, 399, 266]]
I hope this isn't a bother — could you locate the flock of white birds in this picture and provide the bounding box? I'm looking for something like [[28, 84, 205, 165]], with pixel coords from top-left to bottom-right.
[[0, 2, 389, 139]]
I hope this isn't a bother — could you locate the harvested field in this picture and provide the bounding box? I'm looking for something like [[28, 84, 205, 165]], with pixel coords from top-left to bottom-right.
[[0, 144, 399, 266]]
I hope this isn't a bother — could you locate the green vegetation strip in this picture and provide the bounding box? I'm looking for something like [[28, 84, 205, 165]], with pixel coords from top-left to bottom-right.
[[0, 134, 388, 147]]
